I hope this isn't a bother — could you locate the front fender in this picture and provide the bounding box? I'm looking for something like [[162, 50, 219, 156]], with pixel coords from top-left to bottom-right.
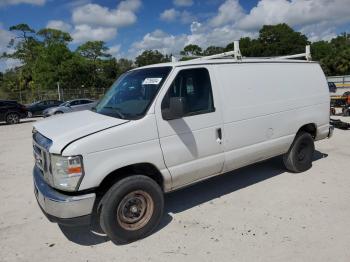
[[80, 139, 171, 192]]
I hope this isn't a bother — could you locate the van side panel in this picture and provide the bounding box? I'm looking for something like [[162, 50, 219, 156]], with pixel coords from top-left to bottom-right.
[[214, 63, 329, 172]]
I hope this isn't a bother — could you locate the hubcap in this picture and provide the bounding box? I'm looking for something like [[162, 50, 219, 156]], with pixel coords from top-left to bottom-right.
[[117, 190, 154, 231], [7, 114, 19, 124]]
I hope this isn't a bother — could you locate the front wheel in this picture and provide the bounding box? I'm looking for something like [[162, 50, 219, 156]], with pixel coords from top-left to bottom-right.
[[283, 132, 315, 173], [6, 113, 20, 124], [100, 175, 164, 243], [343, 108, 350, 117]]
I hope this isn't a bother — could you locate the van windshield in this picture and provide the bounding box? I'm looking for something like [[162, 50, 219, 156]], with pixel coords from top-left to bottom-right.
[[94, 67, 172, 120]]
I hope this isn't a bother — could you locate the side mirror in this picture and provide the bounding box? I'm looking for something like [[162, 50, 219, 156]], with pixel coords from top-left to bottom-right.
[[162, 97, 186, 120]]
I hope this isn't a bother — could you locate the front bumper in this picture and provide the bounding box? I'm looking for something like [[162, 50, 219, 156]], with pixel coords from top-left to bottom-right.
[[33, 166, 96, 225]]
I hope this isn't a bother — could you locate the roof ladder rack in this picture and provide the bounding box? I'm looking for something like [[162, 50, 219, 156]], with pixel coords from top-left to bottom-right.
[[273, 45, 312, 61], [193, 40, 242, 61], [174, 41, 311, 62]]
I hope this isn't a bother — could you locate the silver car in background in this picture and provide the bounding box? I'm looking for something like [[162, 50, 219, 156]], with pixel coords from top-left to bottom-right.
[[43, 99, 96, 117]]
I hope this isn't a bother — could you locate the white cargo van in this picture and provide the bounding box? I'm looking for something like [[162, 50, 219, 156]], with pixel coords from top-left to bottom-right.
[[32, 46, 333, 243]]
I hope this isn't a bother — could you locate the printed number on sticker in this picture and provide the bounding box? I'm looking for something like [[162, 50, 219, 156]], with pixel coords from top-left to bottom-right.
[[142, 78, 162, 85]]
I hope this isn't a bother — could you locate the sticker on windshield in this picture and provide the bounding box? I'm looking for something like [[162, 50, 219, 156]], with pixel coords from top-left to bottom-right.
[[142, 78, 162, 85]]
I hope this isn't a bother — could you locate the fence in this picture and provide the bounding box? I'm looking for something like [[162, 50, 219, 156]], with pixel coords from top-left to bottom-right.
[[327, 75, 350, 95], [1, 88, 107, 104], [327, 75, 350, 86]]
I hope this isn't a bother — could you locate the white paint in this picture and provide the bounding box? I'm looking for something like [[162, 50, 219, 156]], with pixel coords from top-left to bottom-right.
[[34, 57, 330, 193]]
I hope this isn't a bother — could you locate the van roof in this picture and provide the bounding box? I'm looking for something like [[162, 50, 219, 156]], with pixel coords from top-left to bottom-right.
[[136, 58, 317, 70]]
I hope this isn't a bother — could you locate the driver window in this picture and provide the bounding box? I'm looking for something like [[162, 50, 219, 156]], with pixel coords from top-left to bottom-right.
[[70, 100, 80, 106], [161, 68, 215, 117]]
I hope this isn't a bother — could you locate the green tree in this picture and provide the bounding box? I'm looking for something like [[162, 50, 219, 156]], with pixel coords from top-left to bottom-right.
[[258, 23, 309, 56], [76, 41, 112, 89], [116, 58, 134, 76], [58, 54, 90, 90], [2, 24, 42, 92], [203, 46, 225, 56], [6, 24, 39, 62], [77, 41, 111, 61], [37, 28, 72, 46], [180, 44, 202, 56], [32, 29, 73, 90], [135, 50, 169, 67]]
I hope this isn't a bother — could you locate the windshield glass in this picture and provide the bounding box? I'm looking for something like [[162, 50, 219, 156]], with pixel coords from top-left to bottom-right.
[[94, 67, 172, 119], [60, 101, 69, 107]]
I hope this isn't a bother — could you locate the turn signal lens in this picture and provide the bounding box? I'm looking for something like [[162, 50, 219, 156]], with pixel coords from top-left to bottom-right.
[[68, 166, 82, 174]]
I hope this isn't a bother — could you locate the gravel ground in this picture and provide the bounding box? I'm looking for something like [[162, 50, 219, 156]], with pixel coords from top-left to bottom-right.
[[0, 117, 349, 262]]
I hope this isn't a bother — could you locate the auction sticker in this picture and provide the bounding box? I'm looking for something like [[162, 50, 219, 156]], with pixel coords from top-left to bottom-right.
[[142, 78, 162, 85]]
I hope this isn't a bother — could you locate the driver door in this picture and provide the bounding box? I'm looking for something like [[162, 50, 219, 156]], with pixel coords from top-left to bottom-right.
[[155, 67, 224, 189]]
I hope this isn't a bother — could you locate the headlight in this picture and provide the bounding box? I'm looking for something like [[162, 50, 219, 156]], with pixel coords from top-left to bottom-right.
[[50, 155, 84, 191]]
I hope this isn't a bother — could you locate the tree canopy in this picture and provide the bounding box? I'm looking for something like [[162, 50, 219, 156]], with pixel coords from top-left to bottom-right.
[[0, 23, 349, 102], [135, 50, 170, 67]]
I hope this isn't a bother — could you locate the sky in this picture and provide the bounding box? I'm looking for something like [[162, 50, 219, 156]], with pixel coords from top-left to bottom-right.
[[0, 0, 350, 71]]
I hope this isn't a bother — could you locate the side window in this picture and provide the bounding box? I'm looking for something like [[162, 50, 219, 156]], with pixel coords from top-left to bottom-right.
[[70, 100, 80, 106], [161, 68, 215, 118], [80, 100, 91, 105]]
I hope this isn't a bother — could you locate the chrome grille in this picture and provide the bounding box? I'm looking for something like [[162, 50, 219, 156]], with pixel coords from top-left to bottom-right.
[[32, 131, 53, 184], [33, 143, 44, 172]]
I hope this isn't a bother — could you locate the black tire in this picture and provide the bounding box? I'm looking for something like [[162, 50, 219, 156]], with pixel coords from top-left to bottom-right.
[[343, 108, 350, 117], [6, 112, 20, 124], [283, 132, 315, 173], [55, 111, 63, 114], [100, 175, 164, 243]]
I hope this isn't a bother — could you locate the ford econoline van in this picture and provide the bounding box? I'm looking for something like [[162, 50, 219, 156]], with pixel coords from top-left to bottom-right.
[[32, 49, 333, 243]]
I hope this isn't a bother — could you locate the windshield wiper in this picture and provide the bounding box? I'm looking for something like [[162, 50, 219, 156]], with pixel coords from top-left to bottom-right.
[[103, 106, 126, 119]]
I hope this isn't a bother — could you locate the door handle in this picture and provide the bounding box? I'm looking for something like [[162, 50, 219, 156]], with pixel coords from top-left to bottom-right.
[[216, 128, 222, 144]]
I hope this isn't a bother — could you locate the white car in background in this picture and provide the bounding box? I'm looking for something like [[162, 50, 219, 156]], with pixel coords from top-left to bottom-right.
[[43, 99, 96, 117]]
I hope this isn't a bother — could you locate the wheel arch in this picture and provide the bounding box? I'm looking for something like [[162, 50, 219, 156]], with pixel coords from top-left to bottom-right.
[[5, 110, 20, 118], [96, 162, 165, 197], [297, 123, 317, 139]]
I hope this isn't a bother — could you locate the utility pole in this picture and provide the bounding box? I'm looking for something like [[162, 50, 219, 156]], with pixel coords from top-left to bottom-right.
[[57, 82, 61, 100]]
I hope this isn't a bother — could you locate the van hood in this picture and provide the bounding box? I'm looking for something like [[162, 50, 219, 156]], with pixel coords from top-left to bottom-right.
[[33, 110, 129, 154]]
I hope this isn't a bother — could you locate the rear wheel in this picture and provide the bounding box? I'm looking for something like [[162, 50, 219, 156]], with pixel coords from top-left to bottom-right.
[[100, 175, 164, 243], [6, 113, 20, 124], [283, 132, 315, 173]]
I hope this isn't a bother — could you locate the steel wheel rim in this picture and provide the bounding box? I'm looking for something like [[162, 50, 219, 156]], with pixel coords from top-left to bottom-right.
[[7, 114, 19, 124], [117, 190, 154, 231]]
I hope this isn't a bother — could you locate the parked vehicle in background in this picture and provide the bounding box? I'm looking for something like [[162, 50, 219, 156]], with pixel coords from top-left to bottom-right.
[[32, 45, 332, 243], [43, 99, 96, 117], [330, 91, 350, 116], [0, 100, 28, 124], [26, 100, 63, 117], [328, 82, 337, 93]]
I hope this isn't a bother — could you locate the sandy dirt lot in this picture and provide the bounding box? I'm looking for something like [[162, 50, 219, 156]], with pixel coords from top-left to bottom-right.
[[0, 117, 349, 262]]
